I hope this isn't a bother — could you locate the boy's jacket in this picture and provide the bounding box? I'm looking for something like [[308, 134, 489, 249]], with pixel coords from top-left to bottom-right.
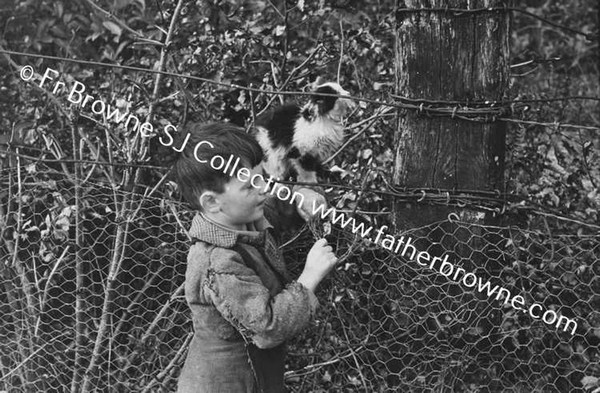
[[177, 213, 318, 393]]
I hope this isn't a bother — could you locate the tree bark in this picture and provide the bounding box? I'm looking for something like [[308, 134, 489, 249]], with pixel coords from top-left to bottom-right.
[[393, 0, 509, 228]]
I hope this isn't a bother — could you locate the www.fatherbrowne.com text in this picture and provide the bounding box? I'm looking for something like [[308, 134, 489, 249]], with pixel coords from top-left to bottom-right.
[[310, 202, 577, 335]]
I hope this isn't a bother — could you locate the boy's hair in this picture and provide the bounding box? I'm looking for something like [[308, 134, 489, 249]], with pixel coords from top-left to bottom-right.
[[173, 122, 264, 210]]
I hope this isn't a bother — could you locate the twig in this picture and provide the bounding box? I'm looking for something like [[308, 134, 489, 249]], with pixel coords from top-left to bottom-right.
[[113, 266, 166, 335], [80, 197, 133, 393], [334, 306, 368, 389], [249, 88, 256, 126], [80, 140, 103, 186], [284, 344, 365, 379], [249, 60, 281, 90], [128, 170, 171, 224], [167, 53, 200, 112], [255, 45, 325, 117], [578, 129, 599, 189], [507, 228, 527, 295], [280, 0, 289, 86], [82, 0, 164, 46], [278, 222, 310, 250], [266, 0, 284, 19], [511, 65, 540, 77], [0, 150, 169, 169], [167, 201, 193, 241], [323, 107, 393, 165], [70, 114, 85, 393], [0, 331, 70, 383], [11, 122, 37, 340], [541, 216, 556, 264], [510, 57, 562, 68], [146, 0, 185, 124], [337, 19, 344, 84], [137, 284, 184, 346], [35, 245, 71, 336], [5, 123, 33, 388], [334, 170, 372, 265], [497, 117, 599, 131], [140, 332, 193, 393]]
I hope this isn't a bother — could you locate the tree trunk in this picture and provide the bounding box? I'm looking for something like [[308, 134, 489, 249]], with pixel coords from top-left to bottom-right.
[[393, 0, 509, 228]]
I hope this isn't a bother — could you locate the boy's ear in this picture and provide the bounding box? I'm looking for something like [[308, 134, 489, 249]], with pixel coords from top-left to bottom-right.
[[199, 191, 221, 213]]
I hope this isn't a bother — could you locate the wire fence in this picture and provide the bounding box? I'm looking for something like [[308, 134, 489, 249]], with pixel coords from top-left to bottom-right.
[[2, 48, 599, 132], [1, 159, 598, 393]]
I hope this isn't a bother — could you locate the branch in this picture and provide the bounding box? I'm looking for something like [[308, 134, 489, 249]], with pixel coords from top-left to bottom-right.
[[0, 332, 70, 383], [132, 0, 185, 162], [323, 106, 394, 165], [82, 0, 164, 46], [140, 332, 193, 393]]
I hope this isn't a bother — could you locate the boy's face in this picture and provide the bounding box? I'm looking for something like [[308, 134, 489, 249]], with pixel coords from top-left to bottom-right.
[[201, 163, 269, 230]]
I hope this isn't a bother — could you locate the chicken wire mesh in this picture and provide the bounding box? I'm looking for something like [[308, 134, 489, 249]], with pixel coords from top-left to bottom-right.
[[1, 162, 599, 393]]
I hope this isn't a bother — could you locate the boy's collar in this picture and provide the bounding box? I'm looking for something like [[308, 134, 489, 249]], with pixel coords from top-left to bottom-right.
[[188, 212, 273, 248]]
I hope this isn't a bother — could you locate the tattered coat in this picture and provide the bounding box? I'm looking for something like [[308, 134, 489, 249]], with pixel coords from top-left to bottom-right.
[[176, 213, 319, 393]]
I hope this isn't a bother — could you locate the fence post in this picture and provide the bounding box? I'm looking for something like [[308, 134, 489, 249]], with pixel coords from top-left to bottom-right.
[[392, 2, 511, 386], [393, 0, 509, 227]]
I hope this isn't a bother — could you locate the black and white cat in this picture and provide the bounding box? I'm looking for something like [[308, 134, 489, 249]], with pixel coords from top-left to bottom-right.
[[252, 82, 355, 185]]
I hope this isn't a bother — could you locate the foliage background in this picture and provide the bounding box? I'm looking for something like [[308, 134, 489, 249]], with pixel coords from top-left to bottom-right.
[[0, 0, 599, 392]]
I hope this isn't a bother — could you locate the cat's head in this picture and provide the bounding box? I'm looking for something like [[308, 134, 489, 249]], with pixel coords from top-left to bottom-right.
[[306, 81, 355, 122]]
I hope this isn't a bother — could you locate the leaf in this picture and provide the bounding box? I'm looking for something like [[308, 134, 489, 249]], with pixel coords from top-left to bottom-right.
[[547, 146, 567, 176], [329, 165, 347, 173], [274, 25, 285, 36], [581, 376, 599, 390], [114, 0, 134, 10], [54, 2, 64, 18], [103, 21, 123, 36]]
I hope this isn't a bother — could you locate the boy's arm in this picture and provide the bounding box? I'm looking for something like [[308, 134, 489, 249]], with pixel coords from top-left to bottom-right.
[[204, 247, 319, 349]]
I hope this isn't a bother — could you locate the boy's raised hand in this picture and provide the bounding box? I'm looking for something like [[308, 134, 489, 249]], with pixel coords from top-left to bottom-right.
[[297, 238, 338, 293]]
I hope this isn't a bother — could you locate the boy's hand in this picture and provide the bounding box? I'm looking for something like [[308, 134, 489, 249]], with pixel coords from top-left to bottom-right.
[[297, 238, 338, 292]]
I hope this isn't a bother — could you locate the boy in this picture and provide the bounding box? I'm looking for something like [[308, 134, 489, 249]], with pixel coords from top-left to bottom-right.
[[174, 122, 338, 393]]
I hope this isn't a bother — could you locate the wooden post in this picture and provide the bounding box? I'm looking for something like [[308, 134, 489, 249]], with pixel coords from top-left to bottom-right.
[[390, 4, 512, 381], [393, 0, 509, 228]]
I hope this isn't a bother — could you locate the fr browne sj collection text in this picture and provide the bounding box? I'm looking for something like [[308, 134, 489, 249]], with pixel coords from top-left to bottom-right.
[[21, 66, 183, 147]]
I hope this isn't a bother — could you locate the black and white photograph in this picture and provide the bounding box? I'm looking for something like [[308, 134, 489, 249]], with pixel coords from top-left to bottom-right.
[[0, 0, 599, 392]]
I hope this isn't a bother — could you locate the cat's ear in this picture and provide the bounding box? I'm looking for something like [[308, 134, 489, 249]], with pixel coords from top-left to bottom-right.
[[308, 76, 326, 91], [313, 76, 326, 87]]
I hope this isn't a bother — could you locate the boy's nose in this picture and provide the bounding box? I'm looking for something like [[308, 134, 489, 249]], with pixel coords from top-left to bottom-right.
[[254, 177, 269, 195]]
